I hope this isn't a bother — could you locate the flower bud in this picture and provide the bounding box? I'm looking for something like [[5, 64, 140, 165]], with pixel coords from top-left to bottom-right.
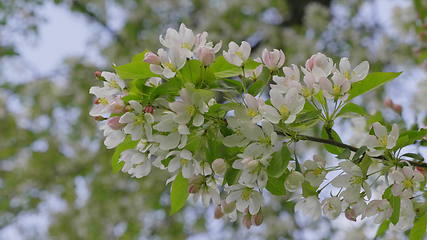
[[144, 106, 154, 114], [345, 208, 357, 221], [197, 46, 216, 66], [251, 211, 263, 226], [261, 48, 285, 71], [242, 214, 252, 229], [222, 201, 236, 214], [383, 98, 393, 108], [392, 104, 402, 114], [107, 116, 124, 130], [214, 205, 224, 219], [144, 52, 161, 65], [94, 71, 102, 78], [212, 158, 227, 175]]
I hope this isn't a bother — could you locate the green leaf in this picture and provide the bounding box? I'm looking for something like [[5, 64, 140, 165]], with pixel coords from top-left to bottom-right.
[[352, 146, 367, 163], [288, 110, 321, 130], [382, 186, 400, 225], [115, 61, 157, 80], [248, 79, 266, 96], [131, 50, 149, 62], [320, 127, 343, 154], [302, 181, 318, 197], [337, 149, 351, 159], [266, 171, 289, 196], [170, 172, 189, 215], [409, 212, 427, 240], [210, 56, 242, 78], [402, 153, 424, 161], [222, 79, 244, 92], [179, 60, 202, 84], [359, 155, 372, 177], [267, 145, 291, 178], [223, 168, 240, 186], [337, 102, 368, 117], [375, 220, 390, 238], [395, 129, 427, 149], [112, 136, 138, 173], [151, 77, 182, 99], [347, 72, 401, 101]]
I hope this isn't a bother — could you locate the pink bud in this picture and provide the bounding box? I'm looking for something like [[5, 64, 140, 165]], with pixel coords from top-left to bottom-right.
[[251, 211, 263, 226], [197, 47, 215, 66], [144, 106, 154, 114], [107, 116, 124, 130], [94, 71, 102, 78], [242, 214, 252, 229], [345, 208, 357, 221], [94, 98, 101, 104], [93, 116, 106, 121], [261, 49, 285, 71], [214, 205, 224, 219], [392, 104, 402, 114], [383, 98, 394, 108], [144, 52, 161, 65]]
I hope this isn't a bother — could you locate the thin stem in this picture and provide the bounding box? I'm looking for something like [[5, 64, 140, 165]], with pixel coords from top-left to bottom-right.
[[283, 132, 427, 168]]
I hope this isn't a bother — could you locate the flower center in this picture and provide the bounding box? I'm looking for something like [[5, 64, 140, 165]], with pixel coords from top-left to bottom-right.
[[403, 179, 413, 189], [350, 176, 364, 185], [344, 71, 351, 80], [164, 62, 177, 71], [108, 80, 120, 89], [301, 87, 312, 98], [186, 105, 196, 116], [99, 98, 109, 105], [241, 188, 252, 200], [332, 85, 341, 96], [135, 114, 145, 124], [311, 168, 323, 176], [278, 105, 290, 119], [182, 42, 193, 50], [180, 158, 190, 166], [378, 136, 388, 147], [247, 108, 258, 118]]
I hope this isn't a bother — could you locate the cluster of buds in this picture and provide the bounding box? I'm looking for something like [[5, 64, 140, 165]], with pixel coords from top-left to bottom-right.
[[384, 98, 402, 114]]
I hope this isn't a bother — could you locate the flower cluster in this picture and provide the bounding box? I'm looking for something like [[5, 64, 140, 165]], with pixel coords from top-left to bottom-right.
[[89, 23, 426, 231]]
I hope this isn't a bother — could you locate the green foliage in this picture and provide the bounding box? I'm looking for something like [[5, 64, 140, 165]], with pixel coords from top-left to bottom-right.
[[409, 212, 427, 240], [347, 72, 401, 101], [266, 171, 289, 196], [375, 220, 390, 238], [302, 181, 318, 197], [210, 56, 242, 78], [267, 145, 291, 178], [394, 129, 427, 149], [170, 172, 189, 215], [115, 51, 158, 80], [337, 102, 368, 117], [320, 127, 343, 154], [382, 187, 400, 225]]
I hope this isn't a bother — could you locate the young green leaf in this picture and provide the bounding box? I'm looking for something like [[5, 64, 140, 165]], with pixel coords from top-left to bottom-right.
[[267, 145, 291, 178], [394, 129, 427, 149], [115, 61, 157, 80], [382, 186, 400, 225], [409, 212, 427, 240], [179, 60, 202, 84], [320, 127, 343, 154], [248, 79, 266, 96], [302, 181, 318, 197], [210, 56, 242, 78], [347, 72, 401, 101], [375, 220, 390, 238], [170, 172, 189, 215], [337, 102, 368, 117], [266, 171, 289, 196]]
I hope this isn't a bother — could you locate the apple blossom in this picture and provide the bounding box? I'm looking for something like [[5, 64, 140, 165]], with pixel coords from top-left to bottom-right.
[[223, 41, 251, 67], [295, 196, 321, 220], [225, 184, 263, 215], [284, 171, 304, 192], [322, 197, 342, 219], [389, 166, 424, 198], [363, 199, 392, 224], [261, 48, 285, 71], [337, 57, 369, 82], [365, 122, 399, 157]]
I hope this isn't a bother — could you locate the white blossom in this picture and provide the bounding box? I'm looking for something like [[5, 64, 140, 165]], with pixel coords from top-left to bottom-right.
[[149, 48, 186, 78], [225, 184, 263, 215], [337, 57, 369, 82], [363, 199, 392, 224], [390, 166, 424, 198], [322, 197, 342, 219], [260, 87, 305, 124], [284, 171, 304, 192], [295, 196, 321, 220], [303, 155, 327, 187], [119, 149, 152, 178], [261, 48, 285, 71], [365, 122, 399, 157], [223, 41, 251, 67], [119, 100, 154, 141]]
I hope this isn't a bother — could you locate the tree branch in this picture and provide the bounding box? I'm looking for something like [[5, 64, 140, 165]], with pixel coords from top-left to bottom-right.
[[293, 133, 427, 168]]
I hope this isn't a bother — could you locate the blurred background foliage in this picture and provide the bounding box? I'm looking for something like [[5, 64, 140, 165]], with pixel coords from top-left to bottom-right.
[[0, 0, 426, 239]]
